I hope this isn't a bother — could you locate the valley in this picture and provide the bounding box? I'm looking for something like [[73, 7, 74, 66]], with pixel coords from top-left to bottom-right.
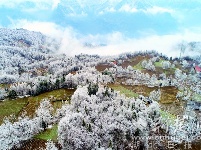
[[0, 29, 201, 150]]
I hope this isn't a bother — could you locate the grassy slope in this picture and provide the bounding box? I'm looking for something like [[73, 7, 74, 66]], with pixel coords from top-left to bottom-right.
[[21, 89, 75, 117], [154, 60, 163, 67], [26, 89, 74, 141], [0, 98, 28, 124], [34, 124, 58, 141], [109, 84, 139, 98]]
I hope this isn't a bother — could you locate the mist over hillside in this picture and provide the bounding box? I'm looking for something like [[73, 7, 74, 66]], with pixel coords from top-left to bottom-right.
[[1, 28, 201, 80], [1, 0, 201, 149]]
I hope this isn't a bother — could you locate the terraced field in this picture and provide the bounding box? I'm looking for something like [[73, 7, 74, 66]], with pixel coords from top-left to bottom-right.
[[0, 89, 75, 124]]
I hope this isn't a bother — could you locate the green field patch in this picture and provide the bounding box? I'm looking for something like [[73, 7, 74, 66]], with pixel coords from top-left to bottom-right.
[[34, 124, 58, 141], [154, 60, 163, 67], [109, 84, 139, 98], [0, 84, 3, 88], [0, 84, 9, 88], [154, 60, 177, 76], [0, 98, 28, 124], [133, 61, 144, 70], [193, 94, 201, 102], [160, 110, 176, 125]]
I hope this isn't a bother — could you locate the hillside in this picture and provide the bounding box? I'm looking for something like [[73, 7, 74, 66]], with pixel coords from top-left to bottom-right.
[[0, 29, 201, 149]]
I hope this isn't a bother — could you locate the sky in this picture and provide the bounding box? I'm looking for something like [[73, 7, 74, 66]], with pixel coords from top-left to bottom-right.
[[1, 0, 201, 57]]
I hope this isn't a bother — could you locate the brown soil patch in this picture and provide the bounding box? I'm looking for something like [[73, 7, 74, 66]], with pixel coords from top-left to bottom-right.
[[12, 139, 61, 150], [122, 55, 151, 68], [160, 86, 178, 104], [96, 55, 151, 72], [125, 85, 158, 96], [95, 63, 111, 72]]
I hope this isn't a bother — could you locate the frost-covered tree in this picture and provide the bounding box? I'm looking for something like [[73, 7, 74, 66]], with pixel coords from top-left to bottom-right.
[[0, 74, 17, 84], [45, 140, 58, 150], [0, 117, 41, 149], [35, 99, 54, 129], [141, 60, 155, 71], [168, 109, 200, 143], [149, 74, 158, 86], [58, 85, 161, 149], [141, 60, 147, 68]]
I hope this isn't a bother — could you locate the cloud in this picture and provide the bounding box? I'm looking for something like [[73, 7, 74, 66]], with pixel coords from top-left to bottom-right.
[[99, 4, 174, 15], [9, 20, 201, 57], [81, 30, 201, 58], [67, 11, 88, 17], [144, 6, 174, 15], [105, 7, 116, 13], [10, 20, 65, 39], [119, 4, 138, 13], [0, 0, 60, 10], [52, 0, 60, 10]]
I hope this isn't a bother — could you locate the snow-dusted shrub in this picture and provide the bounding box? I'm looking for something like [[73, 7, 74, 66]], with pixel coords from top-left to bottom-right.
[[45, 140, 58, 150], [162, 61, 171, 69], [127, 65, 133, 71], [0, 88, 7, 100], [149, 89, 161, 101], [182, 60, 189, 68], [125, 79, 133, 85], [151, 57, 159, 62], [171, 63, 175, 68]]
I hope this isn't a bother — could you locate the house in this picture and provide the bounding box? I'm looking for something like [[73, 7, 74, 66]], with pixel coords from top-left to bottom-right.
[[109, 60, 117, 66], [194, 66, 201, 73]]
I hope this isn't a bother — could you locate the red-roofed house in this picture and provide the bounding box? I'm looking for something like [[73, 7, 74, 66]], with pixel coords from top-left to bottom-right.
[[111, 60, 117, 65], [195, 66, 201, 73]]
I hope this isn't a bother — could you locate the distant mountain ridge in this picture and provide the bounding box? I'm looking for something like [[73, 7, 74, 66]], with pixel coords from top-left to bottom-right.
[[0, 28, 60, 77]]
